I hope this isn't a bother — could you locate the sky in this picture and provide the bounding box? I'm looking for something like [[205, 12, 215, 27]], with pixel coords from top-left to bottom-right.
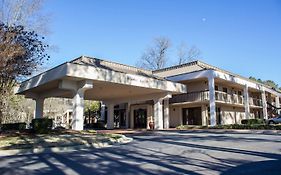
[[44, 0, 281, 85]]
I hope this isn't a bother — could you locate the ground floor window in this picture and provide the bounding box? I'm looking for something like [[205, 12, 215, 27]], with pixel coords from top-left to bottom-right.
[[207, 107, 221, 125], [182, 107, 202, 125], [114, 109, 126, 128], [134, 109, 147, 128]]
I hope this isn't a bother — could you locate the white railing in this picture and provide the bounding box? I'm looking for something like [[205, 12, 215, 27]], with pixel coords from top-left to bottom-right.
[[170, 90, 262, 107], [215, 91, 244, 105], [170, 91, 209, 104], [249, 97, 263, 107]]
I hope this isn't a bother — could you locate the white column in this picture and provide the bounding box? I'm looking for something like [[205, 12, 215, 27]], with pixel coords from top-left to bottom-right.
[[163, 99, 169, 129], [208, 76, 216, 126], [243, 84, 250, 119], [275, 96, 280, 114], [72, 80, 93, 130], [35, 98, 44, 118], [107, 104, 115, 129], [100, 102, 106, 121], [126, 102, 130, 129], [261, 90, 268, 119], [72, 89, 85, 130], [130, 107, 134, 129], [154, 98, 163, 130], [201, 105, 207, 126], [66, 111, 70, 129]]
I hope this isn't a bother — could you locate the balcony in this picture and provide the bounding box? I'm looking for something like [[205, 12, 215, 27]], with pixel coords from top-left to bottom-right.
[[215, 91, 244, 105], [170, 90, 263, 107], [170, 91, 209, 104], [249, 97, 263, 107]]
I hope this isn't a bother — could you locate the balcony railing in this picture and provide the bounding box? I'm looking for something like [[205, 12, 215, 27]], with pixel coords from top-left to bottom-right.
[[215, 91, 244, 105], [170, 90, 263, 107], [170, 91, 209, 104], [249, 97, 263, 107]]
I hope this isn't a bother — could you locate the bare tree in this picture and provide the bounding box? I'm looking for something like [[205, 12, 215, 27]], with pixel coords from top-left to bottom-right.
[[137, 37, 171, 70], [0, 0, 49, 34], [177, 42, 201, 65]]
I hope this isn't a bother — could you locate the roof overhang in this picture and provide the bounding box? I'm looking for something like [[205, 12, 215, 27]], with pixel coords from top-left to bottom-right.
[[17, 62, 187, 102]]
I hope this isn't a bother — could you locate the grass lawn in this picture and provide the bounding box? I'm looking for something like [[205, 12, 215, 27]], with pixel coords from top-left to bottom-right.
[[0, 130, 124, 150]]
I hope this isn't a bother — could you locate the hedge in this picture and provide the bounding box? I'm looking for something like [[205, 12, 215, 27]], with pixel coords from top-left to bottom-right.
[[241, 119, 265, 125], [176, 124, 281, 130], [210, 124, 281, 130], [85, 122, 106, 129], [31, 118, 53, 134], [1, 123, 26, 131]]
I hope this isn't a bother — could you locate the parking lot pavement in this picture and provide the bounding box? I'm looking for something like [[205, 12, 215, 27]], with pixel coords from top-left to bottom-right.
[[0, 130, 281, 175]]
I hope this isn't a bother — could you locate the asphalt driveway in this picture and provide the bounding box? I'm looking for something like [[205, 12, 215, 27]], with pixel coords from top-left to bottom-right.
[[0, 130, 281, 175]]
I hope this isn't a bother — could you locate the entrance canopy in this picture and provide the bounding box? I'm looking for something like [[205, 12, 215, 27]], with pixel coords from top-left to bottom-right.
[[17, 56, 187, 130], [17, 56, 187, 102]]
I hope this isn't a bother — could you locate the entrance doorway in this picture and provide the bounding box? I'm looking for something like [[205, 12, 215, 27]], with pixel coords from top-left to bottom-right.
[[114, 109, 126, 128], [134, 109, 147, 128], [182, 107, 202, 125]]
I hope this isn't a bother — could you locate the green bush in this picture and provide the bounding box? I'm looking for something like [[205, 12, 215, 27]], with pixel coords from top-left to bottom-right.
[[85, 122, 106, 129], [1, 123, 26, 131], [210, 124, 281, 130], [176, 125, 208, 130], [31, 118, 53, 134], [241, 119, 265, 125]]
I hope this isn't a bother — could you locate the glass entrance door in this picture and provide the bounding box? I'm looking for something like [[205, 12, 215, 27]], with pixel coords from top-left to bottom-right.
[[134, 109, 147, 128], [182, 107, 202, 125]]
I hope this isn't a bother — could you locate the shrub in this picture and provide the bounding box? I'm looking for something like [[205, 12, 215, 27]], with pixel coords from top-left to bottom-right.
[[85, 122, 106, 129], [210, 124, 281, 130], [176, 125, 208, 130], [31, 118, 53, 134], [1, 123, 26, 131], [241, 119, 265, 125]]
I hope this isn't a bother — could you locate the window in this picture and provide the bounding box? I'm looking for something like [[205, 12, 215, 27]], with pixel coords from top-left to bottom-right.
[[223, 87, 227, 93], [215, 85, 218, 91], [238, 91, 242, 95]]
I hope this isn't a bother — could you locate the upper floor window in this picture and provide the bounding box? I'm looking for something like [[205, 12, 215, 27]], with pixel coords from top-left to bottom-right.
[[238, 91, 242, 96], [215, 85, 218, 91], [223, 87, 227, 93]]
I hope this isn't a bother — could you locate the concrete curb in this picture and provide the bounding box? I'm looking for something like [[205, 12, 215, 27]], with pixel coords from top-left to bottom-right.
[[0, 135, 133, 156]]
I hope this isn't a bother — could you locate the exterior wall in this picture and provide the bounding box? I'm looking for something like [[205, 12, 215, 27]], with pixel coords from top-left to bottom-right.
[[169, 103, 205, 127], [169, 106, 182, 127], [219, 106, 259, 124], [219, 106, 245, 125], [183, 81, 208, 92], [201, 105, 208, 126]]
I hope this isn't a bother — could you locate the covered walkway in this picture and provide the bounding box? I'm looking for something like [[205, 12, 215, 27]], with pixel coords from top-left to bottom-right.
[[17, 56, 186, 130]]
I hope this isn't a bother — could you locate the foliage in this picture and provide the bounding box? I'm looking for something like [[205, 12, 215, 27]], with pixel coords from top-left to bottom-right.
[[249, 76, 280, 90], [0, 23, 48, 81], [85, 100, 100, 113], [1, 122, 26, 131], [176, 125, 208, 130], [263, 80, 278, 89], [0, 22, 48, 123], [241, 119, 265, 125], [85, 122, 106, 129], [209, 124, 281, 130], [176, 123, 281, 130], [249, 76, 263, 83], [31, 118, 53, 134]]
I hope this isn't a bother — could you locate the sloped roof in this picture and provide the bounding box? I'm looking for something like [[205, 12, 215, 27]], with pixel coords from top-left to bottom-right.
[[71, 56, 165, 80], [153, 60, 281, 93]]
